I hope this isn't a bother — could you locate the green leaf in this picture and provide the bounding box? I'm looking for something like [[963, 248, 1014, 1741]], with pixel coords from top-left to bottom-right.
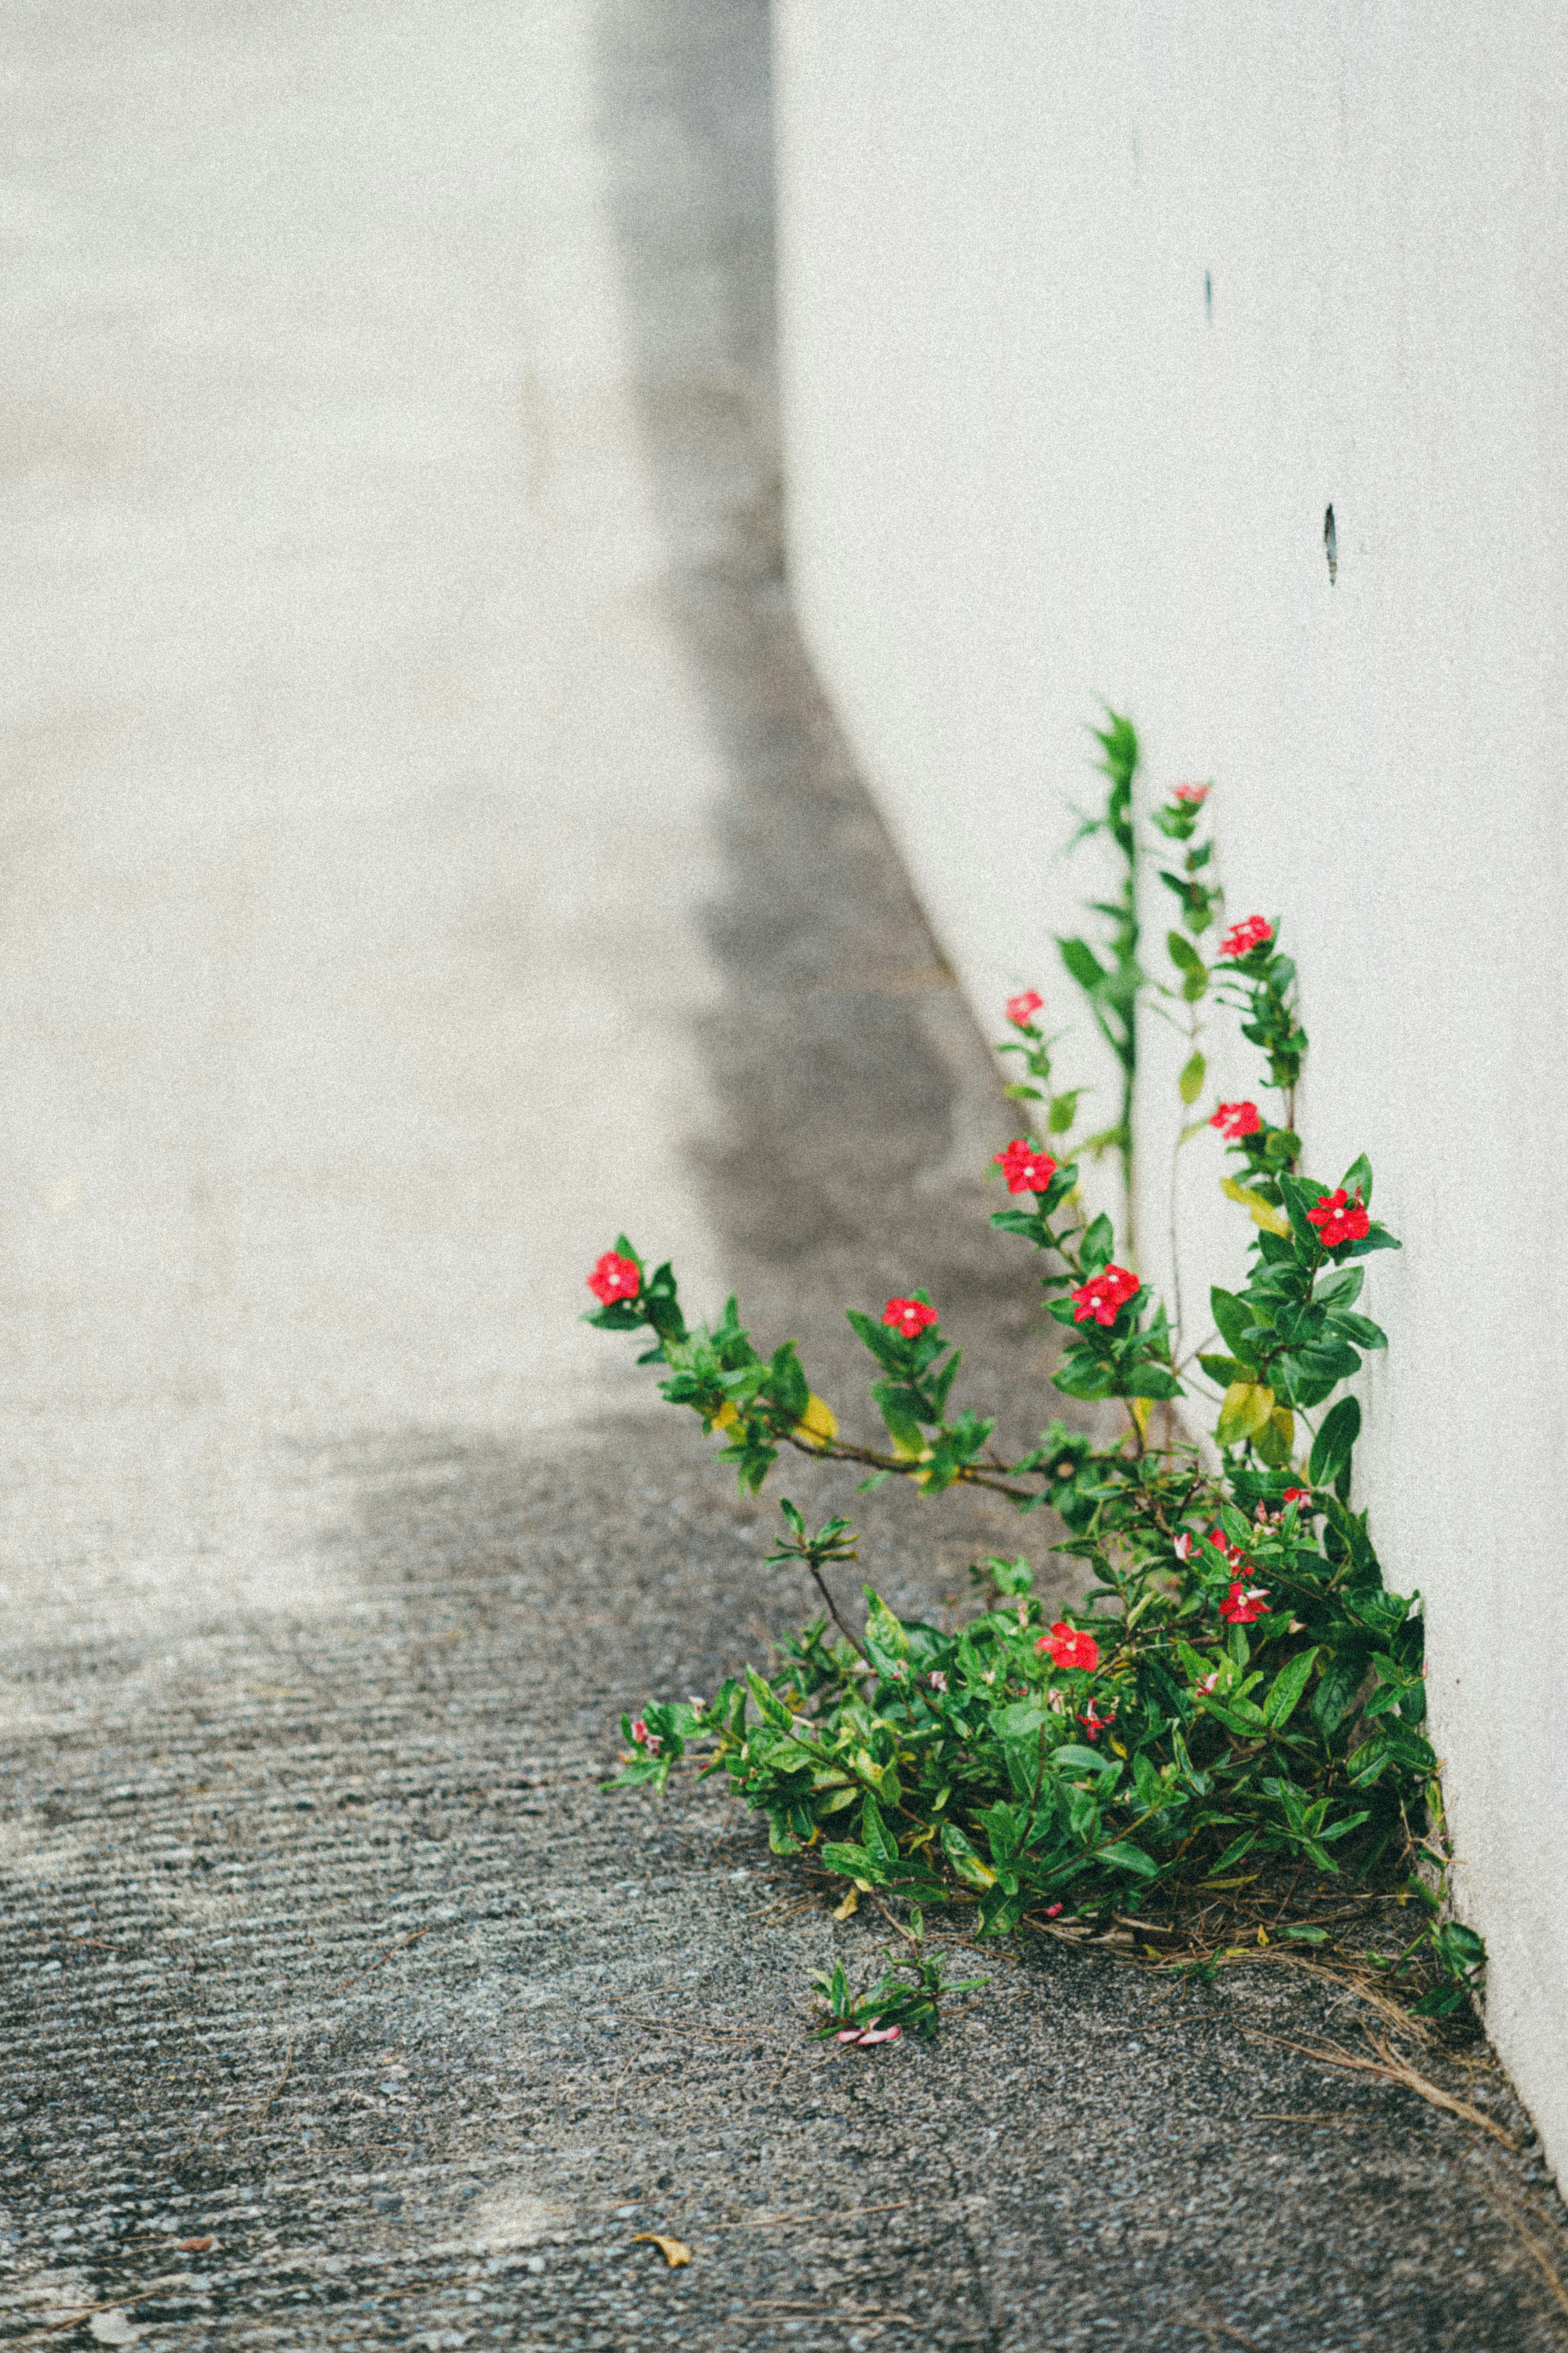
[[1277, 1173, 1329, 1254], [821, 1840, 884, 1886], [745, 1666, 793, 1730], [1261, 1648, 1320, 1728], [767, 1340, 810, 1423], [845, 1307, 912, 1375], [1178, 1050, 1206, 1105], [940, 1820, 998, 1890], [1059, 936, 1108, 995], [860, 1795, 899, 1870], [1210, 1288, 1262, 1367], [1309, 1394, 1361, 1487], [862, 1591, 911, 1661], [1340, 1152, 1373, 1204], [1080, 1213, 1115, 1271], [1167, 930, 1205, 975], [1328, 1311, 1387, 1351], [1098, 1841, 1159, 1880]]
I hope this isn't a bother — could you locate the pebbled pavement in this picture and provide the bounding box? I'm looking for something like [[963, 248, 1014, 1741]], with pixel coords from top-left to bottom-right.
[[3, 3, 1566, 2350]]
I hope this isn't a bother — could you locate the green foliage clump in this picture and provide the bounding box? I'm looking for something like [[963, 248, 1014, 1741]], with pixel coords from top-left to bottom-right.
[[588, 712, 1481, 2025]]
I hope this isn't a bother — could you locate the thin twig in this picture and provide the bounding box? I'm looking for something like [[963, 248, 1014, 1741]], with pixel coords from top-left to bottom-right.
[[325, 1920, 453, 1996], [806, 1559, 867, 1657], [1483, 2188, 1568, 2324], [1192, 2302, 1258, 2349], [710, 2200, 913, 2231], [9, 2276, 189, 2347], [255, 2041, 294, 2121], [1239, 2026, 1517, 2147]]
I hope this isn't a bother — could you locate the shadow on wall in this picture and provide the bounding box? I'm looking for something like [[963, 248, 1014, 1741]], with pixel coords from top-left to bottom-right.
[[590, 0, 1066, 1460]]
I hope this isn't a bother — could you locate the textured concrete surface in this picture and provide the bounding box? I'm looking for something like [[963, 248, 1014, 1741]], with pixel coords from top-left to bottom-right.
[[1, 2, 1566, 2349]]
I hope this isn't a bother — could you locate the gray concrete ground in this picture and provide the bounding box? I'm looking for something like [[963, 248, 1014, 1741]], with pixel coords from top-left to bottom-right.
[[1, 2, 1565, 2348]]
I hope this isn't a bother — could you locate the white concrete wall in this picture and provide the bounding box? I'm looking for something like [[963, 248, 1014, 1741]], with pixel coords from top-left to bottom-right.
[[774, 2, 1568, 2168]]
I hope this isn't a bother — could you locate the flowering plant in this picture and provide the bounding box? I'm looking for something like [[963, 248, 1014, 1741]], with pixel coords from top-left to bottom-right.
[[591, 713, 1481, 2020]]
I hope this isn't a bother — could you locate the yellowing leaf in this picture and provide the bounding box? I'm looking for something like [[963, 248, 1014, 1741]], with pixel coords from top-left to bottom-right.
[[1178, 1049, 1206, 1105], [1216, 1381, 1274, 1446], [1128, 1397, 1152, 1439], [712, 1402, 739, 1430], [831, 1886, 859, 1921], [1220, 1178, 1291, 1238], [633, 2234, 692, 2269], [794, 1393, 838, 1445], [1255, 1403, 1295, 1468]]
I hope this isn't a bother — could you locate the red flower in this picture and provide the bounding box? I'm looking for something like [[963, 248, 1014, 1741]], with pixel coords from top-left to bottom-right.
[[1173, 1532, 1194, 1562], [1006, 989, 1045, 1029], [1209, 1100, 1261, 1141], [1079, 1699, 1117, 1740], [1207, 1526, 1245, 1568], [1220, 914, 1274, 960], [1036, 1621, 1100, 1673], [629, 1716, 662, 1754], [1172, 782, 1210, 805], [883, 1296, 939, 1339], [588, 1250, 641, 1304], [1306, 1188, 1370, 1248], [993, 1139, 1058, 1195], [1070, 1264, 1140, 1326], [1220, 1580, 1270, 1625], [1282, 1487, 1311, 1507]]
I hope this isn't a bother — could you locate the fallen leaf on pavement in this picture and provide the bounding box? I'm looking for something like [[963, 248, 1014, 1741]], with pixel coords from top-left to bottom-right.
[[632, 2233, 692, 2268]]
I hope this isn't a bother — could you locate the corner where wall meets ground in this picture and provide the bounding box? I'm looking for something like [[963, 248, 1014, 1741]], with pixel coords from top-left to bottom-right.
[[773, 0, 1568, 2181]]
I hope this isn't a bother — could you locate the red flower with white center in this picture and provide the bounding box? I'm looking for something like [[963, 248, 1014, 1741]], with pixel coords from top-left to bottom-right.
[[1006, 989, 1045, 1028], [1208, 1526, 1245, 1568], [883, 1296, 939, 1339], [629, 1717, 662, 1754], [588, 1250, 641, 1304], [1070, 1264, 1140, 1326], [1173, 1532, 1194, 1561], [1080, 1699, 1117, 1740], [1209, 1100, 1261, 1141], [1220, 914, 1274, 960], [1306, 1188, 1371, 1248], [1036, 1621, 1100, 1673], [1282, 1487, 1311, 1508], [1220, 1580, 1270, 1625], [993, 1138, 1059, 1195], [1172, 782, 1210, 805]]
